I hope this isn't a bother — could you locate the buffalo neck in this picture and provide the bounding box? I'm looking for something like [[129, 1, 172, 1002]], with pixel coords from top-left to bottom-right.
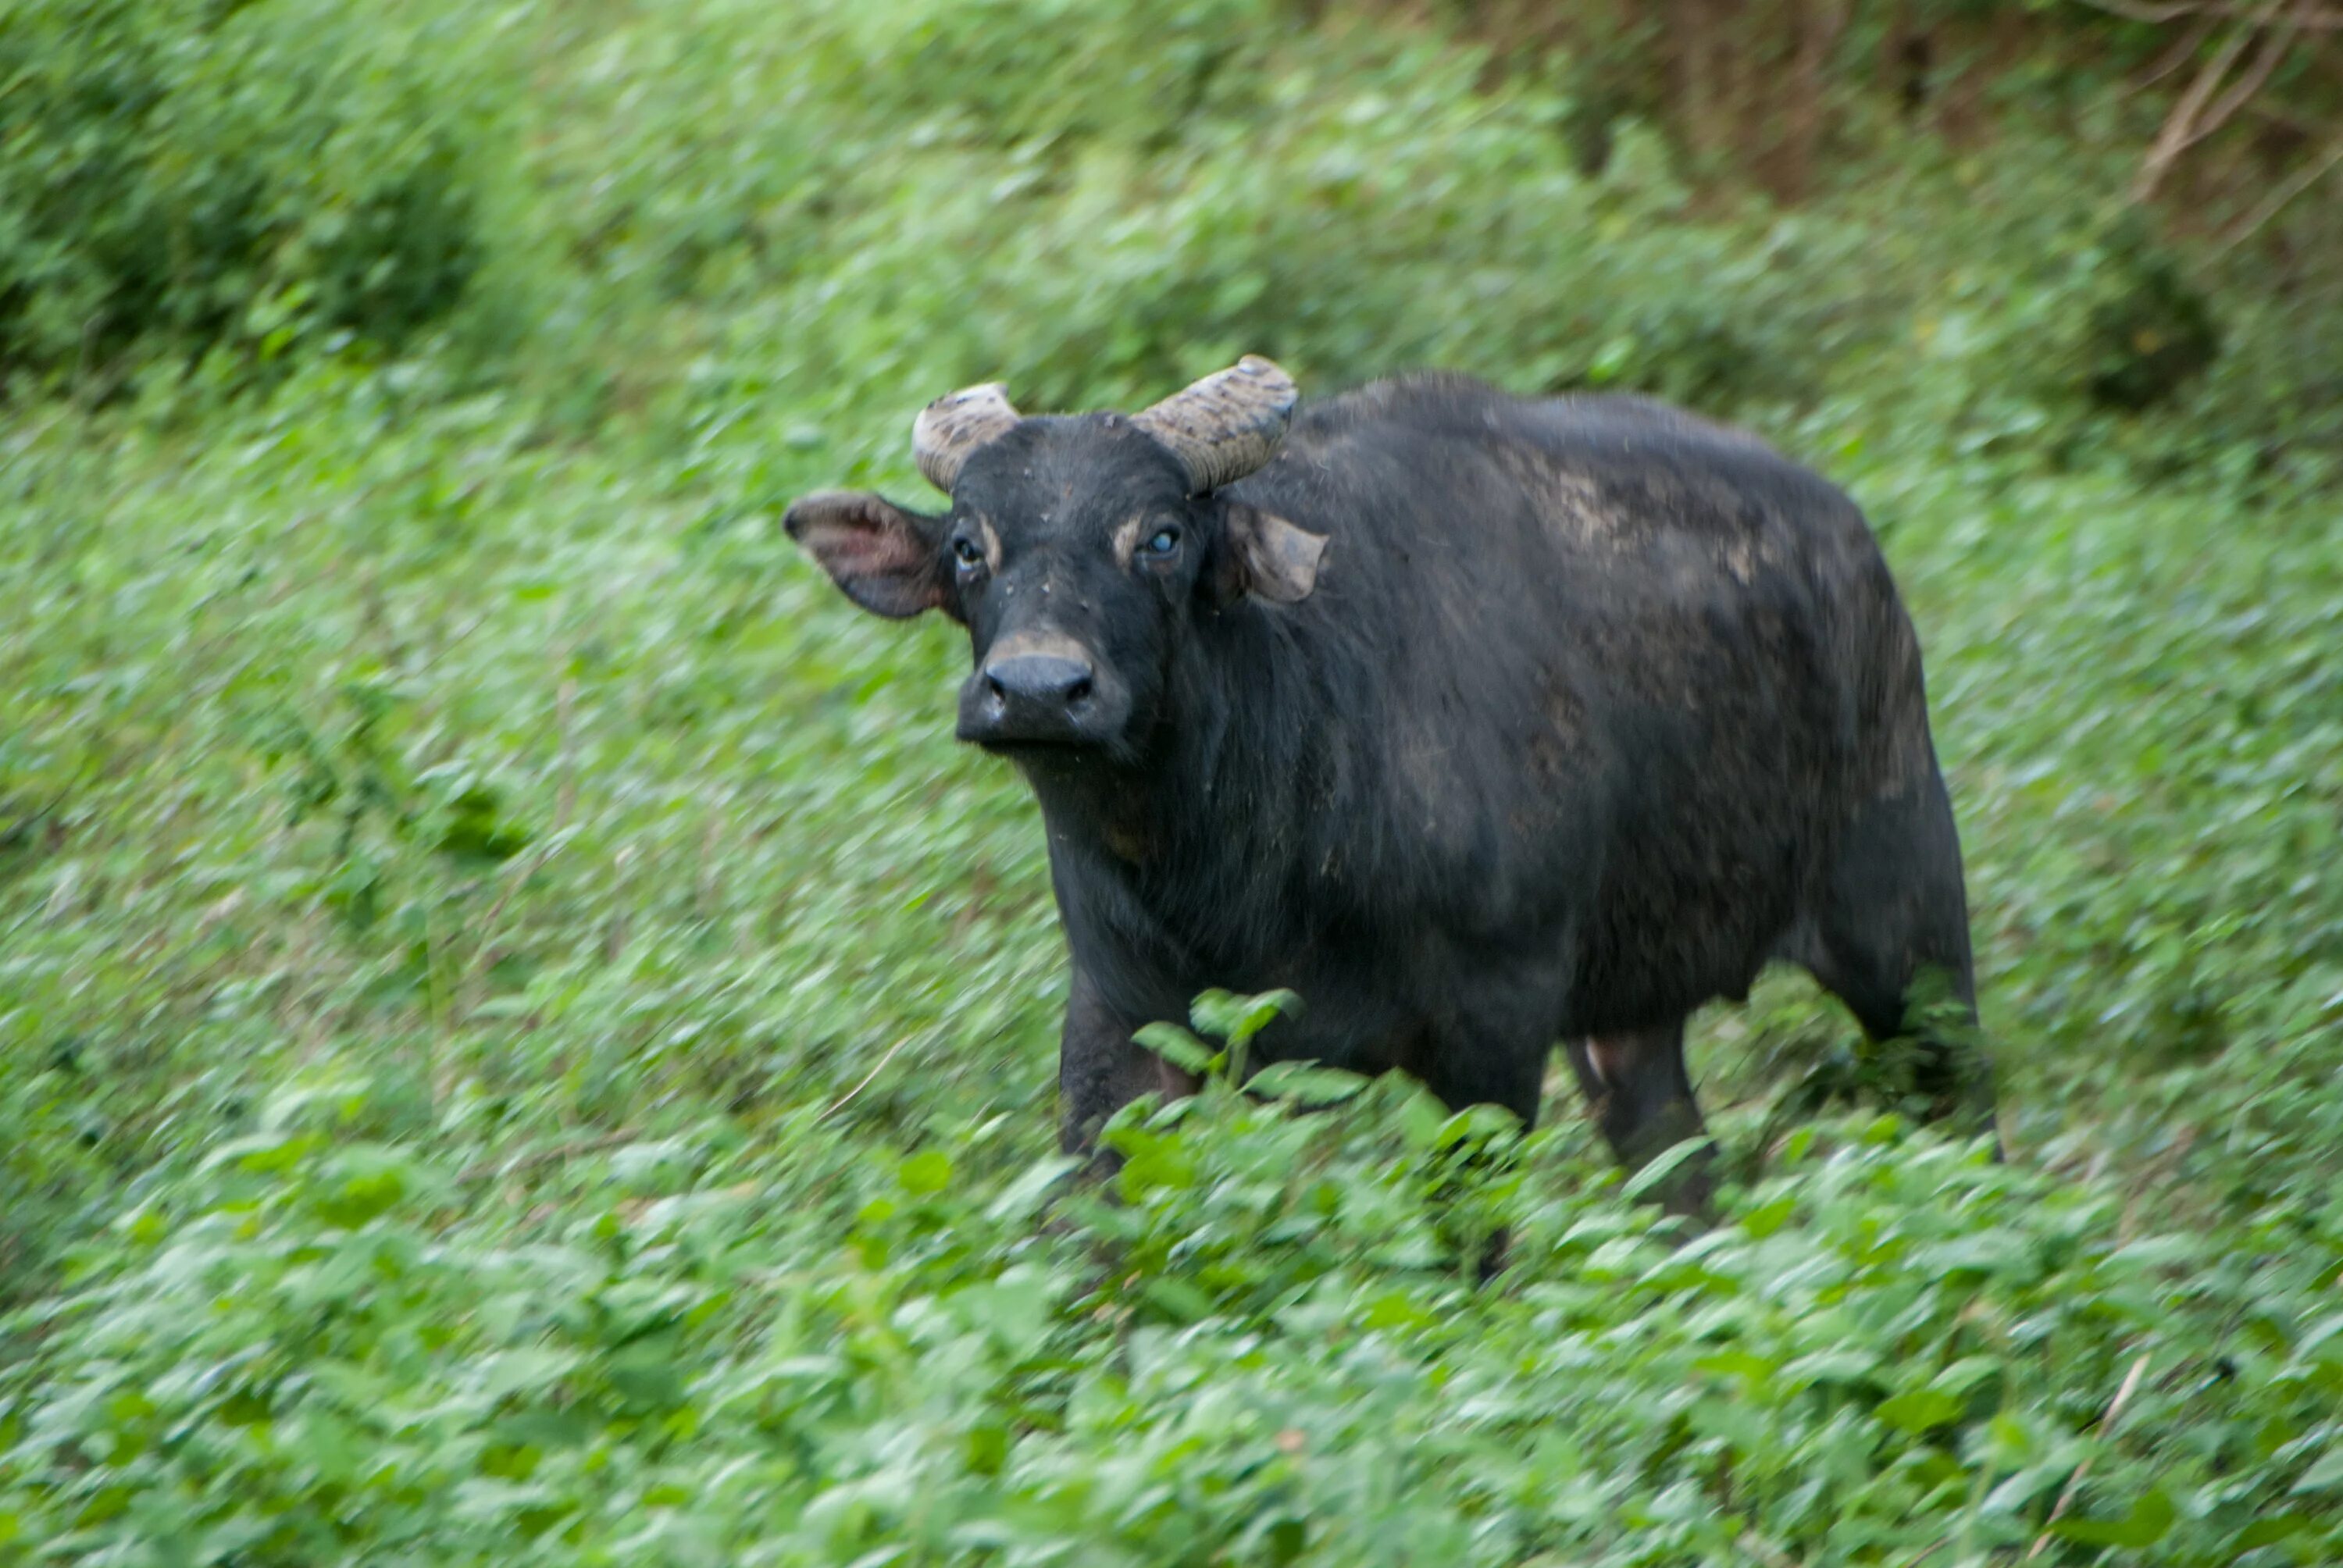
[[1015, 603, 1328, 961]]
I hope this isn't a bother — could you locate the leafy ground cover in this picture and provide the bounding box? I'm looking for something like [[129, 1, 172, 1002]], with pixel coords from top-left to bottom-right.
[[3, 1, 2341, 1563]]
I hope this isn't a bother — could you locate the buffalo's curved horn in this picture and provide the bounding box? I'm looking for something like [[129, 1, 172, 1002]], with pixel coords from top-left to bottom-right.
[[1132, 355, 1297, 494], [913, 383, 1022, 493]]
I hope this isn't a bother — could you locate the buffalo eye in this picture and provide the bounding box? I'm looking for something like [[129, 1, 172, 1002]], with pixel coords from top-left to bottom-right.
[[951, 536, 985, 572], [1139, 526, 1181, 562]]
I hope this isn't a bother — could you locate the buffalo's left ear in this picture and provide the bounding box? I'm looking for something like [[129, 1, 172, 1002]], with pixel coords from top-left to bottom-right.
[[1212, 502, 1327, 608], [784, 490, 956, 620]]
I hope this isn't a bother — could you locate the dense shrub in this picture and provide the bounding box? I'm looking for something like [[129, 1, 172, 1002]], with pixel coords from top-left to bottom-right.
[[2077, 245, 2223, 414], [1971, 217, 2227, 417], [0, 0, 496, 392], [530, 0, 2336, 488], [855, 0, 1271, 150], [8, 1068, 2343, 1565]]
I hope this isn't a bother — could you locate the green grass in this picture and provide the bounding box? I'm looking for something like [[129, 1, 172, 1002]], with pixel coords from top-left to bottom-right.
[[4, 1, 2343, 1563]]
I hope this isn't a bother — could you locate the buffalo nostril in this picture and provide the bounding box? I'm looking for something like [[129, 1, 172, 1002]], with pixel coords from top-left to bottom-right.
[[982, 654, 1096, 708]]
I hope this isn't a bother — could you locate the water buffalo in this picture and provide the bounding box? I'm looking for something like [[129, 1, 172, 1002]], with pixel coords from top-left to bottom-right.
[[786, 357, 1995, 1210]]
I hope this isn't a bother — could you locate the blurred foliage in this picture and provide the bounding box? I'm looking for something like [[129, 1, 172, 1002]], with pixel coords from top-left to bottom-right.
[[2, 0, 2342, 1563], [0, 0, 500, 390], [10, 1075, 2343, 1564], [1441, 0, 2343, 208]]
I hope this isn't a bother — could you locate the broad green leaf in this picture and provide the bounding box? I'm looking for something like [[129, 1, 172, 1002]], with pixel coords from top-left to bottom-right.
[[1246, 1061, 1367, 1106], [1622, 1137, 1713, 1203], [1875, 1388, 1966, 1434], [2052, 1486, 2175, 1549], [1135, 1021, 1216, 1075]]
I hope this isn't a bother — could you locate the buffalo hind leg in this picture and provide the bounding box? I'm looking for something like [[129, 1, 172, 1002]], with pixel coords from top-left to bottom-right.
[[1564, 1017, 1717, 1218], [1805, 775, 2000, 1148]]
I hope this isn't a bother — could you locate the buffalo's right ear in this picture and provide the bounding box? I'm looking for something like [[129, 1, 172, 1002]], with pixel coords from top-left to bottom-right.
[[1210, 502, 1328, 608], [783, 490, 955, 621]]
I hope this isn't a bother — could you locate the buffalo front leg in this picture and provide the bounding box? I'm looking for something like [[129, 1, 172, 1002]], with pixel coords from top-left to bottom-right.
[[1563, 1017, 1717, 1218], [1059, 965, 1197, 1165], [1417, 1025, 1552, 1283]]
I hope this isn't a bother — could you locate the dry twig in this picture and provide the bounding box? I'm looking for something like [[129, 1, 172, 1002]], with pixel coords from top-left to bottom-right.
[[458, 1128, 645, 1183], [2073, 0, 2342, 27], [2133, 0, 2323, 199], [2134, 2, 2273, 199], [2185, 7, 2310, 152], [2133, 13, 2225, 91], [817, 1035, 919, 1123], [2025, 1352, 2155, 1559], [2213, 133, 2343, 253]]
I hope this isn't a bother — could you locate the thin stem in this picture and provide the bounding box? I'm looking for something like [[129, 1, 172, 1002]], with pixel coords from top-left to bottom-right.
[[2026, 1352, 2154, 1560], [2213, 134, 2343, 255]]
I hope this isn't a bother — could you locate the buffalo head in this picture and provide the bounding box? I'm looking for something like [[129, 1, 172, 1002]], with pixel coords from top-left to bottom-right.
[[786, 357, 1327, 761]]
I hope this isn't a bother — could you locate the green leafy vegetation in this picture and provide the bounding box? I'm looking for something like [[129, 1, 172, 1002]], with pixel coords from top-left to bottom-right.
[[0, 0, 501, 390], [3, 1, 2341, 1563]]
